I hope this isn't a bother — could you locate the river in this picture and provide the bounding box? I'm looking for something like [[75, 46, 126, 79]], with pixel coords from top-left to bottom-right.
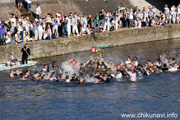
[[0, 38, 180, 120]]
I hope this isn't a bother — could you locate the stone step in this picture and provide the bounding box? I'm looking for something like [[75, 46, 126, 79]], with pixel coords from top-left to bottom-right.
[[19, 8, 27, 13], [23, 11, 35, 21]]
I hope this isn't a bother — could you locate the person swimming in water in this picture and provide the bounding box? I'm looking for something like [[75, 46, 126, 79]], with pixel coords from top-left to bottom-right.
[[9, 53, 180, 83], [71, 73, 79, 82], [33, 71, 41, 80], [20, 70, 31, 80], [9, 70, 22, 78]]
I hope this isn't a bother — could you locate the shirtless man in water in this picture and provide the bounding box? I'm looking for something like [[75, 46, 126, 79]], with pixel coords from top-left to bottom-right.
[[20, 70, 31, 80], [9, 70, 22, 78]]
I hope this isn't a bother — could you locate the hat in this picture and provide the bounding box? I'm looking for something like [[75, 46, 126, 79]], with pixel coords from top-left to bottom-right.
[[56, 13, 61, 16], [35, 18, 38, 22]]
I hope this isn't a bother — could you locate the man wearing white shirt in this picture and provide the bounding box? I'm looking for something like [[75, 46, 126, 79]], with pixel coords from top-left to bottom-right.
[[114, 10, 120, 30], [38, 23, 44, 40], [177, 3, 180, 15], [11, 14, 16, 27], [171, 5, 176, 12], [142, 10, 148, 27], [27, 0, 32, 12], [152, 5, 156, 18], [164, 5, 169, 13], [72, 14, 79, 36], [81, 14, 87, 34], [35, 4, 41, 20], [67, 15, 71, 36], [127, 9, 133, 28], [104, 11, 110, 31], [171, 11, 177, 24]]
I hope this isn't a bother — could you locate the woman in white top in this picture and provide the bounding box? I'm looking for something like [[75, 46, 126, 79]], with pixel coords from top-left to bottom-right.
[[104, 11, 111, 31]]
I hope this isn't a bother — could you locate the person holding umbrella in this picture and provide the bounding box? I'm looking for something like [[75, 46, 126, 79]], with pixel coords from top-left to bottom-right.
[[21, 44, 31, 64]]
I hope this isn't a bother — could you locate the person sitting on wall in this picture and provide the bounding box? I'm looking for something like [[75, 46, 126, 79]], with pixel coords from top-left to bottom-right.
[[43, 30, 51, 40], [7, 50, 19, 67]]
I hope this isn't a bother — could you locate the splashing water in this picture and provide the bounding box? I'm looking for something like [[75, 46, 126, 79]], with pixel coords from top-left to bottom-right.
[[61, 61, 79, 79]]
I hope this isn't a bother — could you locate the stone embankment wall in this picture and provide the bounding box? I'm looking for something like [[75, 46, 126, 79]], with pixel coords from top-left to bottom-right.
[[0, 24, 180, 64]]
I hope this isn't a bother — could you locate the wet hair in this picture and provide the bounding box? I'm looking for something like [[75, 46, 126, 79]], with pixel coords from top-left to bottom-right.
[[72, 73, 76, 78], [44, 64, 48, 67], [146, 68, 150, 71], [169, 64, 173, 67], [163, 64, 167, 68], [133, 60, 136, 62], [133, 56, 137, 60], [153, 65, 158, 68], [138, 64, 143, 68], [24, 70, 29, 74], [34, 71, 38, 74]]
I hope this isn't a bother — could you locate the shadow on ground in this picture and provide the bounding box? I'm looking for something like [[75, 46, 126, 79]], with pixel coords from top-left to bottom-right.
[[145, 0, 179, 12]]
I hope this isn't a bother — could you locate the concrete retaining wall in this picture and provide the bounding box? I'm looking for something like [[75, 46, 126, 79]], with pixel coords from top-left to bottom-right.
[[0, 24, 180, 64]]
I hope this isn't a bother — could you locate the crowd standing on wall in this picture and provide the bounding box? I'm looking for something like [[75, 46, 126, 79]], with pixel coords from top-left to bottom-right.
[[1, 2, 180, 45]]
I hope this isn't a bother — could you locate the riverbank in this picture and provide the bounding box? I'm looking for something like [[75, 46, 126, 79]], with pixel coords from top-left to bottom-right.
[[0, 24, 180, 64]]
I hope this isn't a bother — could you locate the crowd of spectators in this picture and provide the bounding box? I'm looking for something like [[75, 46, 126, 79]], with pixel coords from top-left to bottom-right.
[[1, 2, 180, 45]]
